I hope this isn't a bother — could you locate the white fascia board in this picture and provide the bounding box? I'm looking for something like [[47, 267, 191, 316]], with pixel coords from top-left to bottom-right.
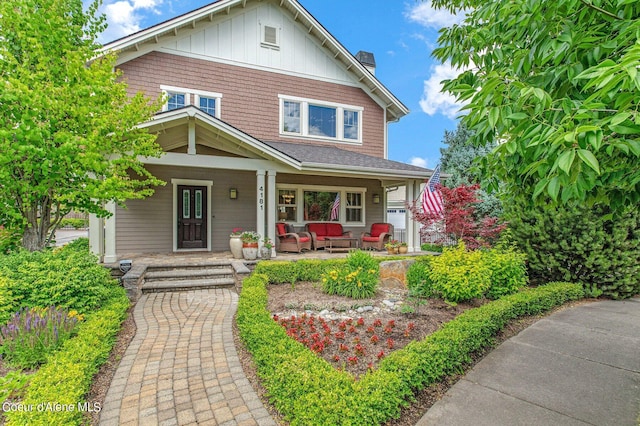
[[138, 106, 302, 170], [301, 162, 430, 180], [141, 152, 287, 172], [99, 0, 239, 54]]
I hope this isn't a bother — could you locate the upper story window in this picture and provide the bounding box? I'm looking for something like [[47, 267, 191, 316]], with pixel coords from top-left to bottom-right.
[[161, 85, 222, 119], [279, 95, 363, 144], [167, 91, 188, 111]]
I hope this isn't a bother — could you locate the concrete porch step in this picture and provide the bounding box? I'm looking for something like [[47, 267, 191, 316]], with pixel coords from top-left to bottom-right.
[[142, 277, 236, 293], [144, 267, 234, 282]]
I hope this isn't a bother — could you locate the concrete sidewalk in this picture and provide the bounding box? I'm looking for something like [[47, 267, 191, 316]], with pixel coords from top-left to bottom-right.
[[417, 297, 640, 426]]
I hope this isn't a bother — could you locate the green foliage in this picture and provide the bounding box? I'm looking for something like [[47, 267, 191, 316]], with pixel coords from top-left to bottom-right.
[[60, 218, 88, 229], [507, 202, 640, 299], [432, 0, 640, 210], [406, 258, 435, 298], [321, 250, 379, 299], [428, 243, 491, 303], [484, 249, 528, 299], [6, 295, 129, 425], [237, 272, 583, 425], [420, 243, 443, 253], [0, 226, 21, 254], [0, 306, 80, 369], [0, 370, 30, 403], [0, 0, 164, 251], [0, 239, 121, 314], [439, 123, 503, 218], [0, 276, 16, 325]]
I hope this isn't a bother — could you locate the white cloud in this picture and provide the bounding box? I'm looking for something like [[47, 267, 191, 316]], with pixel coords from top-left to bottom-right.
[[99, 0, 163, 42], [406, 1, 466, 30], [409, 157, 428, 168], [419, 61, 469, 119]]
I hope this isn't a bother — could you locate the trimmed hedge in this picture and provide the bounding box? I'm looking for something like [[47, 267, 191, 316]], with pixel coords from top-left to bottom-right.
[[254, 256, 434, 285], [5, 292, 129, 425], [237, 273, 583, 425]]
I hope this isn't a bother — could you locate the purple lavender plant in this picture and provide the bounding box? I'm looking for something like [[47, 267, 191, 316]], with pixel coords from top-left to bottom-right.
[[0, 306, 79, 369]]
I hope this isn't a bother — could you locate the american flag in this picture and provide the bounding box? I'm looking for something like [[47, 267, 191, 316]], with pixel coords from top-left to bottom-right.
[[422, 164, 443, 215], [330, 193, 340, 221]]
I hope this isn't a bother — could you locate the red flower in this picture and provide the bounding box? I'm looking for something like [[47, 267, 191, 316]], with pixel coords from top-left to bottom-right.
[[370, 335, 379, 344], [334, 331, 345, 340], [373, 319, 382, 327], [386, 338, 395, 349], [332, 355, 340, 362], [377, 350, 385, 360], [356, 317, 365, 326], [387, 320, 396, 328]]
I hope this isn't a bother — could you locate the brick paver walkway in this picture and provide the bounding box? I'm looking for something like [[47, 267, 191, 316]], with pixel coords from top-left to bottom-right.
[[99, 289, 276, 426]]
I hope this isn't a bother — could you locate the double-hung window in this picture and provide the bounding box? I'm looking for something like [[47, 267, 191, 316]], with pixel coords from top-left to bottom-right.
[[279, 95, 363, 143], [161, 85, 222, 118], [277, 185, 366, 225]]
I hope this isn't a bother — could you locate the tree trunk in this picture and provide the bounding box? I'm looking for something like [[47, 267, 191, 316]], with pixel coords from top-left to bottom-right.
[[22, 226, 47, 251]]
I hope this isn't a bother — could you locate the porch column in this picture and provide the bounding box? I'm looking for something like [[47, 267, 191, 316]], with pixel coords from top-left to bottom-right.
[[405, 180, 415, 251], [103, 202, 117, 263], [89, 213, 104, 262], [256, 170, 266, 253], [411, 180, 422, 252], [267, 170, 277, 257], [187, 120, 196, 155]]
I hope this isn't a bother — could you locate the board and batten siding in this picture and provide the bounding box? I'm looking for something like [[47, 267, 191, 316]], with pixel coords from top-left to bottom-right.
[[118, 1, 354, 87], [115, 165, 257, 254]]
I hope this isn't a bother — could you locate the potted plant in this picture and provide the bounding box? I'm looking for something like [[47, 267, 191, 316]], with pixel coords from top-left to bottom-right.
[[241, 231, 261, 260], [398, 241, 409, 254], [260, 237, 273, 260], [384, 240, 400, 255], [229, 227, 243, 259]]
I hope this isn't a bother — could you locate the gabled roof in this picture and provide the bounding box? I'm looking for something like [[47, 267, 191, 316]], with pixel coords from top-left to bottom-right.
[[100, 0, 408, 120]]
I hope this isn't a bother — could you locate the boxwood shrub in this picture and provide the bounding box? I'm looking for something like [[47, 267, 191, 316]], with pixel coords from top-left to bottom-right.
[[5, 292, 129, 425], [237, 272, 583, 425]]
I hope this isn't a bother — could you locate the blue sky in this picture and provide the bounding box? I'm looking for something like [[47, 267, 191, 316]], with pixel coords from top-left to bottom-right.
[[96, 0, 466, 170]]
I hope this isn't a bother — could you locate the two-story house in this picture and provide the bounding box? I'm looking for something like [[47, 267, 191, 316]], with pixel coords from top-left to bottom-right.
[[90, 0, 431, 263]]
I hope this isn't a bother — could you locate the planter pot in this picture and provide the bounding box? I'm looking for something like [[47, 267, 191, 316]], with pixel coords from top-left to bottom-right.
[[386, 248, 398, 255], [398, 246, 408, 254], [260, 246, 272, 260], [242, 242, 259, 260], [229, 236, 243, 259]]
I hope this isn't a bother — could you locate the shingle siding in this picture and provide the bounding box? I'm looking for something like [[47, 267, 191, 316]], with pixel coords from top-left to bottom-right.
[[118, 51, 386, 158]]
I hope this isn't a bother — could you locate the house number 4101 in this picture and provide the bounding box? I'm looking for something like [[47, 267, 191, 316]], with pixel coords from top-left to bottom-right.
[[258, 186, 264, 211]]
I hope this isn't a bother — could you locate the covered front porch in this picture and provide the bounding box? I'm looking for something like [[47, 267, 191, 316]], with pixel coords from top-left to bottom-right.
[[89, 107, 431, 263]]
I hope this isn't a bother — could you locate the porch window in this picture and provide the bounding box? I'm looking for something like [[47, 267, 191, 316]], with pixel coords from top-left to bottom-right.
[[345, 192, 362, 222], [278, 189, 297, 221], [304, 191, 340, 222], [279, 95, 363, 143]]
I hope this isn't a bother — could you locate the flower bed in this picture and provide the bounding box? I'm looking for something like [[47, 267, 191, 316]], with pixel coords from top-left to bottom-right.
[[237, 273, 583, 425]]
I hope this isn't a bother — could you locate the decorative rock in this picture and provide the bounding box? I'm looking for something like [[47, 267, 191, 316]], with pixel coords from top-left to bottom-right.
[[362, 306, 374, 312], [382, 300, 395, 308], [319, 309, 330, 317], [379, 259, 417, 288]]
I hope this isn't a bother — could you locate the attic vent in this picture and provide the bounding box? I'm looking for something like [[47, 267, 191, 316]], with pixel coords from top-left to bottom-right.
[[261, 25, 279, 49]]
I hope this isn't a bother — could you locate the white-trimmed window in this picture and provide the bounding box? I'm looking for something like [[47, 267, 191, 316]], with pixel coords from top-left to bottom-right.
[[279, 95, 363, 143], [277, 185, 366, 225], [161, 85, 222, 118]]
